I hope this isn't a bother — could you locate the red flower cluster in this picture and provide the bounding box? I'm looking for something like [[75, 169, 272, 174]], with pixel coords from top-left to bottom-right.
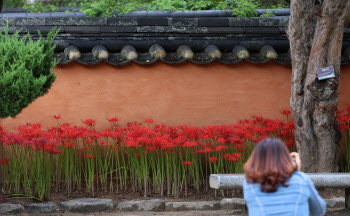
[[337, 106, 350, 130], [85, 154, 95, 159], [0, 115, 297, 167], [281, 110, 292, 117], [1, 158, 10, 165], [183, 161, 194, 166], [83, 119, 96, 127], [224, 153, 241, 162], [52, 114, 62, 120], [209, 157, 218, 163], [145, 118, 155, 124]]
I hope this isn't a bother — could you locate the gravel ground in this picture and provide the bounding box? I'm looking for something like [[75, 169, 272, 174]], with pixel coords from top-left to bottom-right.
[[17, 210, 244, 216], [16, 208, 350, 216]]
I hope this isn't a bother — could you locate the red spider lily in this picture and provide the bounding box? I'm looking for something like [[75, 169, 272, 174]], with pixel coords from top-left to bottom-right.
[[144, 118, 155, 124], [166, 148, 174, 153], [83, 119, 96, 127], [209, 157, 218, 163], [125, 138, 141, 148], [85, 154, 95, 159], [61, 122, 71, 128], [224, 153, 241, 162], [52, 114, 62, 120], [83, 147, 91, 151], [99, 141, 109, 146], [285, 140, 295, 148], [145, 146, 157, 152], [108, 117, 119, 123], [1, 158, 10, 165], [0, 111, 304, 198], [215, 145, 227, 152], [217, 138, 225, 144], [108, 117, 119, 128], [202, 147, 213, 153], [281, 110, 292, 117], [205, 143, 212, 147], [194, 149, 202, 154], [183, 141, 198, 148], [253, 116, 264, 123], [110, 145, 121, 150], [85, 139, 93, 145], [183, 161, 194, 166], [65, 141, 75, 148]]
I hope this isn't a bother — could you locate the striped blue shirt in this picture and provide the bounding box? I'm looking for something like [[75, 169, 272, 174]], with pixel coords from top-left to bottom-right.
[[243, 171, 326, 216]]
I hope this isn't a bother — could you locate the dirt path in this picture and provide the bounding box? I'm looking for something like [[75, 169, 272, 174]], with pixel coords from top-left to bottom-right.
[[18, 210, 244, 216], [17, 208, 350, 216]]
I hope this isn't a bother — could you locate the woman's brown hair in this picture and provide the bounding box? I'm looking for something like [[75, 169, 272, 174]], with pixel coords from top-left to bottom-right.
[[243, 138, 296, 192]]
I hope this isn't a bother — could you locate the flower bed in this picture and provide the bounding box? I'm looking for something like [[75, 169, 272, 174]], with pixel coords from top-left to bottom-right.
[[0, 111, 297, 201], [2, 107, 349, 201], [338, 106, 350, 171]]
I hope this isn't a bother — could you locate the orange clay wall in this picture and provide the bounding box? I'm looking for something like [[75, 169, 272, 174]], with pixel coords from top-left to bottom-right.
[[1, 61, 350, 131]]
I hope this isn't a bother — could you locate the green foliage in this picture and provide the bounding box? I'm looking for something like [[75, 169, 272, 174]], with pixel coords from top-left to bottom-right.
[[149, 0, 230, 11], [79, 0, 288, 17], [3, 0, 290, 17], [23, 2, 58, 13], [80, 0, 145, 17], [2, 0, 26, 8], [231, 0, 258, 17], [0, 23, 59, 118], [257, 0, 289, 8]]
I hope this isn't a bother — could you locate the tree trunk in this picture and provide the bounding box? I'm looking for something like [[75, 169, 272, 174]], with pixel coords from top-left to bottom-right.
[[0, 0, 3, 13], [287, 0, 350, 172]]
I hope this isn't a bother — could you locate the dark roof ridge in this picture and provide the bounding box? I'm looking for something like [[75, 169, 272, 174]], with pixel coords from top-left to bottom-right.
[[1, 13, 350, 66]]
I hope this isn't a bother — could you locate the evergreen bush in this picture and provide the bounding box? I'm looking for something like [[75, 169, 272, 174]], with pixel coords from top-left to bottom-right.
[[0, 23, 59, 118]]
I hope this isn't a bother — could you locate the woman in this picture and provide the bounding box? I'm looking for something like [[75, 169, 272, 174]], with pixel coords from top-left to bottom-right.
[[243, 138, 326, 216]]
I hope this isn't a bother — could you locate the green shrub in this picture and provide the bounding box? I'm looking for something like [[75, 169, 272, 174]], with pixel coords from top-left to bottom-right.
[[79, 0, 288, 17], [232, 0, 258, 17], [23, 2, 58, 13], [0, 23, 59, 118]]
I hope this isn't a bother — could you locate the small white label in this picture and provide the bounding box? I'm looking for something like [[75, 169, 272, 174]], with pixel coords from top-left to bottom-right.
[[317, 66, 335, 80]]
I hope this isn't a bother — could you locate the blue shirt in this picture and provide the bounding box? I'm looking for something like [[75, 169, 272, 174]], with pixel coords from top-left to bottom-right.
[[243, 171, 326, 216]]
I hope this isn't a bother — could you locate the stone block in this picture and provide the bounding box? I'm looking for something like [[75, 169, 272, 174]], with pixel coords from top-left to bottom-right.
[[27, 202, 58, 213], [165, 201, 220, 211], [64, 26, 100, 33], [14, 17, 46, 25], [117, 199, 165, 211], [208, 27, 243, 34], [137, 17, 168, 26], [198, 17, 229, 27], [27, 13, 52, 17], [0, 204, 24, 214], [220, 198, 246, 210], [101, 26, 137, 33], [47, 17, 107, 26], [59, 198, 113, 213], [228, 18, 260, 27], [27, 26, 64, 33], [258, 18, 281, 27], [107, 17, 138, 26], [1, 13, 27, 18], [168, 18, 198, 27]]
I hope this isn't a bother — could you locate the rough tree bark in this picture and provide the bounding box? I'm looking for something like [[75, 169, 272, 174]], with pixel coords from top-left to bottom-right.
[[0, 0, 3, 13], [287, 0, 350, 172]]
